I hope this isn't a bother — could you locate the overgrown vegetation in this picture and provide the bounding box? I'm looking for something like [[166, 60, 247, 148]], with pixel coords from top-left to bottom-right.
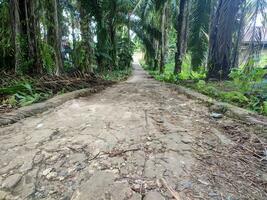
[[143, 61, 267, 115], [0, 0, 137, 111], [139, 0, 267, 116]]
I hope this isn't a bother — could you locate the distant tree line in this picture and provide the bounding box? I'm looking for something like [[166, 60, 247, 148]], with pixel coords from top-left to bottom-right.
[[0, 0, 266, 80]]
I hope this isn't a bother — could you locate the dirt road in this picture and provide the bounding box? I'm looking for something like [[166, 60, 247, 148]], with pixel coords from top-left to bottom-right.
[[0, 59, 266, 200]]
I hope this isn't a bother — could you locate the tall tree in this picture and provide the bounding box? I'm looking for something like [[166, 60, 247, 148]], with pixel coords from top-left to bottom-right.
[[10, 0, 43, 74], [207, 0, 243, 80], [159, 1, 169, 73], [181, 0, 191, 55], [231, 3, 246, 68], [78, 0, 93, 72], [174, 0, 187, 74], [189, 0, 211, 71], [107, 0, 118, 69], [9, 0, 21, 72], [24, 0, 43, 74], [47, 0, 64, 75]]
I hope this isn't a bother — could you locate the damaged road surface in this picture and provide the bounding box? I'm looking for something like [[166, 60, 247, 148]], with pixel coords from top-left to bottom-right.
[[0, 60, 266, 200]]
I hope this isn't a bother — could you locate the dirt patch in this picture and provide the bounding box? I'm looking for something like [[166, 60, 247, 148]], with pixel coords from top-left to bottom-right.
[[187, 118, 267, 199]]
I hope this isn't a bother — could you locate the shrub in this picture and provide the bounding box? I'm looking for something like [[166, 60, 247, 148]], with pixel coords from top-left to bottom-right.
[[221, 91, 249, 105]]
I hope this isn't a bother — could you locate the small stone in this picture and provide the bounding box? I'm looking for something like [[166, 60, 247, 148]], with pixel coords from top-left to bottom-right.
[[180, 180, 192, 190], [210, 112, 223, 119], [46, 172, 57, 180], [0, 190, 8, 199], [208, 192, 219, 197], [131, 183, 141, 192], [181, 139, 192, 144], [261, 173, 267, 182], [144, 191, 164, 200], [33, 154, 43, 164], [19, 161, 33, 173], [49, 190, 57, 195], [50, 154, 60, 162], [58, 176, 65, 181], [2, 174, 22, 189], [36, 123, 43, 129], [198, 179, 210, 185], [42, 168, 53, 176]]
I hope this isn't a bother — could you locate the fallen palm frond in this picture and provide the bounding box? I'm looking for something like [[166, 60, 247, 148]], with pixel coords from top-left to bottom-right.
[[0, 72, 114, 113]]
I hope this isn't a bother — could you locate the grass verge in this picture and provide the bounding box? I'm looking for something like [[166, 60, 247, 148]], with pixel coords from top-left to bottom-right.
[[142, 62, 267, 116]]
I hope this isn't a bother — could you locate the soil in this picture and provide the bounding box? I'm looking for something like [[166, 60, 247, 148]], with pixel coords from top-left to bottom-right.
[[0, 59, 266, 200]]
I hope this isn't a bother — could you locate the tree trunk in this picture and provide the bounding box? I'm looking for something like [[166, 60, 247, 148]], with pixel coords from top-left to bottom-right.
[[71, 13, 76, 50], [232, 4, 246, 68], [47, 0, 63, 75], [78, 1, 93, 72], [174, 0, 187, 74], [189, 0, 212, 71], [96, 22, 108, 71], [181, 0, 191, 56], [11, 0, 43, 74], [108, 1, 117, 69], [153, 40, 159, 71], [23, 0, 42, 74], [9, 0, 22, 73], [160, 1, 168, 73], [207, 0, 243, 80], [109, 21, 117, 69]]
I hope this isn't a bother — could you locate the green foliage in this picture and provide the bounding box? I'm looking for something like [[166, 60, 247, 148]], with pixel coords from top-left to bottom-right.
[[1, 81, 49, 107], [221, 91, 249, 105], [117, 38, 134, 69], [16, 36, 34, 74], [72, 42, 91, 72], [14, 92, 42, 107], [264, 101, 267, 115], [196, 80, 220, 97], [0, 0, 13, 69], [230, 67, 267, 92], [188, 0, 211, 70], [259, 53, 267, 67], [0, 82, 33, 95], [101, 68, 132, 81], [145, 54, 206, 83], [41, 42, 56, 74]]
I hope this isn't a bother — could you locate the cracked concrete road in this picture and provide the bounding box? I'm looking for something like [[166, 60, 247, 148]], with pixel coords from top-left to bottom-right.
[[0, 59, 266, 200]]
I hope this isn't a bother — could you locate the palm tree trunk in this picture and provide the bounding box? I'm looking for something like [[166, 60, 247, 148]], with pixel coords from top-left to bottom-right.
[[232, 4, 246, 68], [108, 1, 117, 69], [10, 0, 22, 73], [25, 0, 43, 74], [47, 0, 63, 75], [160, 1, 168, 73], [207, 0, 243, 80], [174, 0, 187, 74], [71, 13, 76, 50], [78, 1, 93, 72], [12, 0, 43, 75], [181, 0, 191, 55]]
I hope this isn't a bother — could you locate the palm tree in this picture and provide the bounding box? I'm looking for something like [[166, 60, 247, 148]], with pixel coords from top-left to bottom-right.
[[207, 0, 244, 80], [47, 0, 64, 75], [174, 0, 187, 74], [188, 0, 212, 71]]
